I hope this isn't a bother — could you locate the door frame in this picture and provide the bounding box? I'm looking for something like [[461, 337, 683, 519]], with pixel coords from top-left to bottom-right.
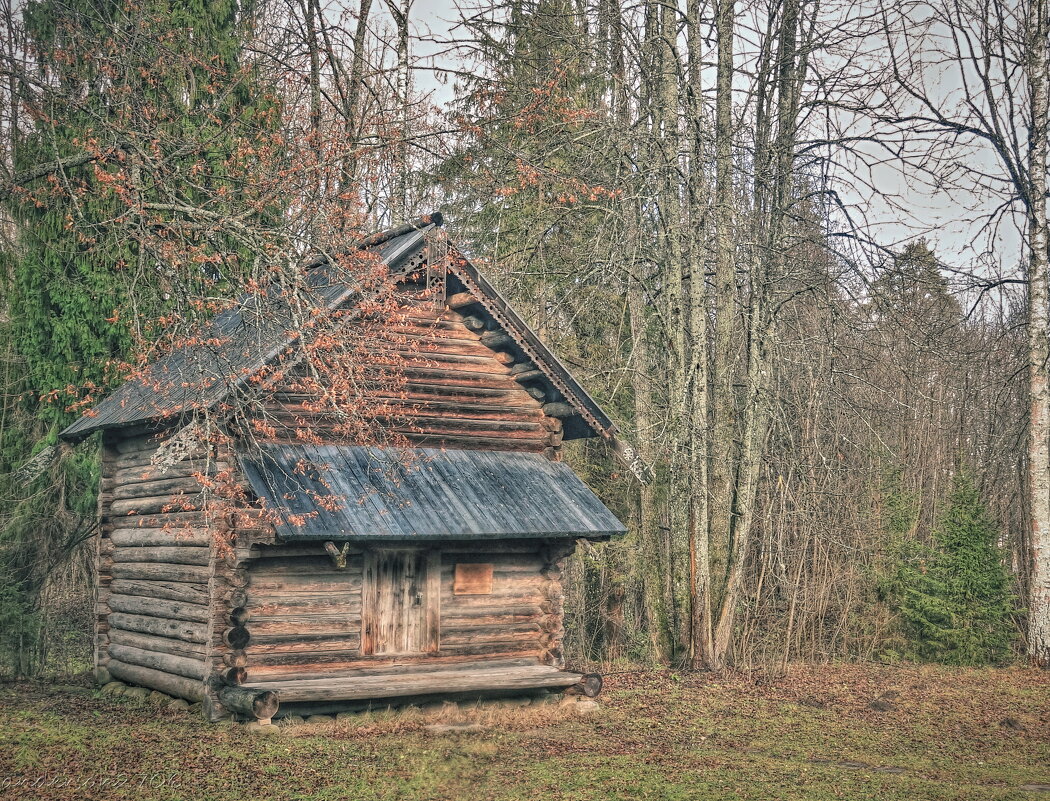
[[361, 546, 440, 656]]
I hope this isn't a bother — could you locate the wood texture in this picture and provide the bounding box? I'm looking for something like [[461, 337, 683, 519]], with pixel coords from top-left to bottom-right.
[[251, 306, 558, 453]]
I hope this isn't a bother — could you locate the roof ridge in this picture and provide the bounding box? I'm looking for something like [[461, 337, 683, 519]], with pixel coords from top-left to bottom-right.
[[301, 212, 443, 271]]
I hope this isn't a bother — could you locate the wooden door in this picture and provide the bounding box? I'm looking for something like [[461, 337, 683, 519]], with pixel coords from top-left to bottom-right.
[[362, 549, 439, 655]]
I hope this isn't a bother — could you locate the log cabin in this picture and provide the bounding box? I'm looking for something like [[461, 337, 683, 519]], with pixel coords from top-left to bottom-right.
[[59, 213, 629, 722]]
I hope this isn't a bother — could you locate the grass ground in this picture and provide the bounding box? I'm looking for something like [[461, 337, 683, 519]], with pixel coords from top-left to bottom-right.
[[0, 663, 1047, 801]]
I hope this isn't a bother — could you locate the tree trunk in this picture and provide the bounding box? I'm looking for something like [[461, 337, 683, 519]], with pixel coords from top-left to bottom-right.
[[1026, 0, 1050, 668], [707, 0, 738, 644], [701, 0, 738, 670]]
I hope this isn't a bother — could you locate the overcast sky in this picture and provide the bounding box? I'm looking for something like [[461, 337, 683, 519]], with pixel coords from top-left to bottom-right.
[[397, 0, 1023, 278]]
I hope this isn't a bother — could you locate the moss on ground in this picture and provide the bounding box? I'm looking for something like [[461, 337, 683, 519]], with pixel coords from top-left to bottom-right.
[[0, 664, 1046, 800]]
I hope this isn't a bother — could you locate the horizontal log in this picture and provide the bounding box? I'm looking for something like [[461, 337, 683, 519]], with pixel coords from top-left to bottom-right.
[[111, 546, 212, 566], [246, 654, 536, 676], [249, 556, 364, 576], [105, 511, 210, 529], [110, 496, 205, 516], [393, 350, 512, 373], [108, 643, 206, 680], [106, 659, 205, 702], [112, 476, 207, 501], [108, 593, 210, 623], [357, 395, 542, 417], [108, 612, 208, 643], [437, 641, 540, 658], [110, 527, 211, 548], [398, 380, 530, 399], [243, 664, 578, 703], [441, 607, 544, 625], [112, 460, 229, 487], [246, 635, 363, 655], [249, 616, 359, 638], [441, 625, 542, 647], [108, 628, 207, 659], [246, 598, 361, 617], [111, 562, 210, 584]]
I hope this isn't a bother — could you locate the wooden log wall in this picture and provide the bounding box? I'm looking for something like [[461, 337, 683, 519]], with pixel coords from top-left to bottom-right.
[[96, 429, 223, 704], [238, 541, 566, 683], [252, 301, 565, 457]]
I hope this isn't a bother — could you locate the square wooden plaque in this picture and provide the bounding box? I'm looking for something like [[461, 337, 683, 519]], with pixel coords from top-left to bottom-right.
[[453, 563, 494, 595]]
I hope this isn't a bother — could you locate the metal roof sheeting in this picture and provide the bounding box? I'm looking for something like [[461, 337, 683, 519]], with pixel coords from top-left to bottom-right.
[[237, 444, 626, 541]]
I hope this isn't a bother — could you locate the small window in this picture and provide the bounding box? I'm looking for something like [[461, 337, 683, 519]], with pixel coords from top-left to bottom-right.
[[453, 563, 493, 595]]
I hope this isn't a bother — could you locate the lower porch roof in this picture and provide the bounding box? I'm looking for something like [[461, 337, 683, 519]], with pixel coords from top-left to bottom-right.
[[237, 444, 626, 541]]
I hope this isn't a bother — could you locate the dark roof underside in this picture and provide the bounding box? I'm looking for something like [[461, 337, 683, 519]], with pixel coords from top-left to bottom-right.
[[238, 444, 626, 540]]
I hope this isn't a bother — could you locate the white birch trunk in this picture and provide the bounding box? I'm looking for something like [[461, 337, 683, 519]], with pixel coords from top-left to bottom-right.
[[1026, 0, 1050, 668]]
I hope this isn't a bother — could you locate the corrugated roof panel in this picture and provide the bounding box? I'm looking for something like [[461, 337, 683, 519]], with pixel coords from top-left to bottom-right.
[[237, 445, 626, 541]]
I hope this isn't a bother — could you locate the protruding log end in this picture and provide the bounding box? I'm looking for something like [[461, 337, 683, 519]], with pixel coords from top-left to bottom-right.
[[565, 673, 603, 698], [542, 401, 576, 418], [446, 291, 478, 309], [224, 626, 250, 649], [218, 685, 279, 721]]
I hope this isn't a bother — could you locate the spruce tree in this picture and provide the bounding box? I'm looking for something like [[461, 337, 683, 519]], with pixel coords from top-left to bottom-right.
[[897, 469, 1018, 665]]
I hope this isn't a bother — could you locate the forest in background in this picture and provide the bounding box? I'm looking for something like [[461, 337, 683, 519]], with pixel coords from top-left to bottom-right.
[[0, 0, 1045, 676]]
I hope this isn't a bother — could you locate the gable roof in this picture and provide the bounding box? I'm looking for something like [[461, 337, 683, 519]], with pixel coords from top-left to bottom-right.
[[59, 214, 617, 445], [239, 444, 626, 540]]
